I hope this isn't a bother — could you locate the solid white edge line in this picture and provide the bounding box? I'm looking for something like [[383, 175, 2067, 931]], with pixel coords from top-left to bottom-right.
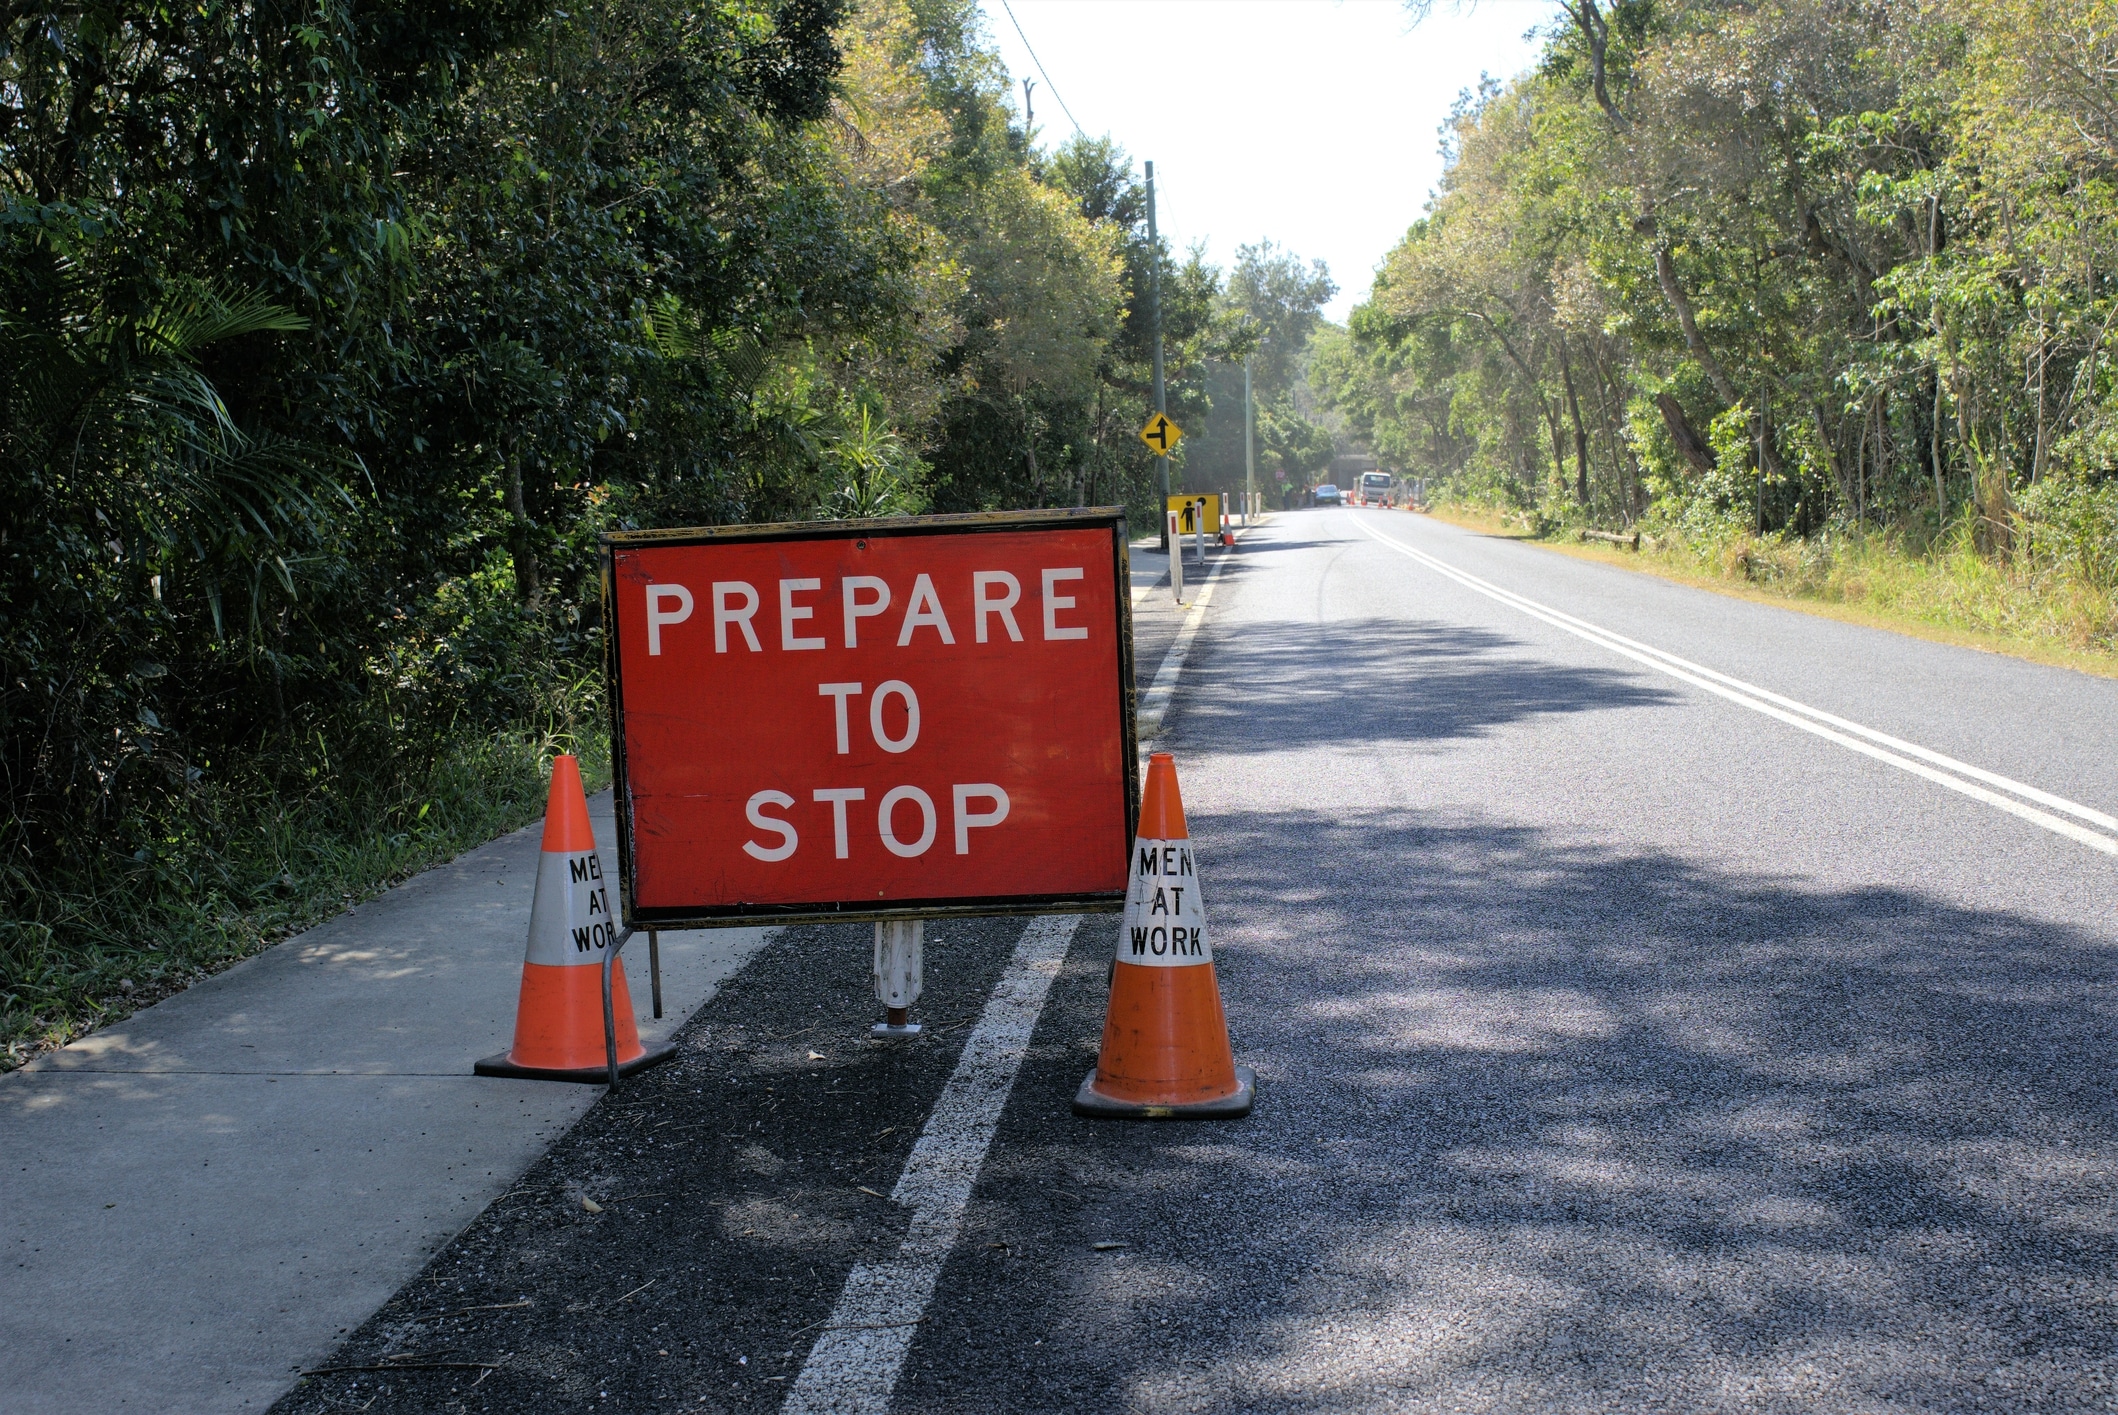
[[780, 914, 1081, 1415], [1370, 521, 2118, 833], [1350, 516, 2118, 858], [1138, 549, 1235, 742]]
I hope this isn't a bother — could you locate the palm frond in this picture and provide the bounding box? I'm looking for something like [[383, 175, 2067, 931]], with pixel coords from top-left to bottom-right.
[[139, 280, 310, 361]]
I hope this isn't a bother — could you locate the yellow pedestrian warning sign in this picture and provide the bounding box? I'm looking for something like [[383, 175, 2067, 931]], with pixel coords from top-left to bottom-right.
[[1167, 495, 1220, 537], [1139, 412, 1183, 456]]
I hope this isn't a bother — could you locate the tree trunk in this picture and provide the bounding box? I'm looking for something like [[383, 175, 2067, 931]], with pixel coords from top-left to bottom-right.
[[1654, 392, 1717, 474], [1590, 350, 1640, 519], [502, 431, 540, 608], [267, 607, 289, 735], [1755, 401, 1769, 534], [1020, 395, 1041, 499], [1567, 0, 1626, 129], [1654, 245, 1739, 407], [1545, 403, 1569, 495], [1927, 197, 1948, 528], [1084, 383, 1104, 506], [2033, 317, 2049, 483], [1870, 394, 1887, 527], [1856, 398, 1871, 527], [1561, 346, 1591, 506], [1812, 401, 1843, 532]]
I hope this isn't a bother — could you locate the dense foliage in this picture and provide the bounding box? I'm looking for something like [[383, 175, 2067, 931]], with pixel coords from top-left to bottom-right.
[[0, 0, 1258, 1053], [1316, 0, 2118, 642]]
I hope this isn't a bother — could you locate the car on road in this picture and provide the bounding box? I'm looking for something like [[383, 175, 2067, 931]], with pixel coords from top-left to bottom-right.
[[1311, 483, 1342, 506], [1357, 471, 1395, 507]]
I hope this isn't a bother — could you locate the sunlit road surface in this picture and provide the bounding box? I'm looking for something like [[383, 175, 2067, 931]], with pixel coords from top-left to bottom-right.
[[277, 507, 2118, 1415], [900, 507, 2118, 1413]]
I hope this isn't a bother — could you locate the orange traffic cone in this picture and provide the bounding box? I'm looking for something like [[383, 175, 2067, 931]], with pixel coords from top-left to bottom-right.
[[1074, 752, 1254, 1119], [475, 756, 675, 1083]]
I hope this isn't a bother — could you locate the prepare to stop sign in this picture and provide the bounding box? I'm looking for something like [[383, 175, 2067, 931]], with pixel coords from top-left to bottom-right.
[[604, 511, 1139, 925]]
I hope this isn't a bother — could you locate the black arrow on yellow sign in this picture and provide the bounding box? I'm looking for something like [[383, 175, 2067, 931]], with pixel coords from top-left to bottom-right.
[[1138, 412, 1183, 455]]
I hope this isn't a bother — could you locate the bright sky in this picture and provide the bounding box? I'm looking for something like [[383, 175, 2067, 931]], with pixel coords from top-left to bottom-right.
[[977, 0, 1552, 323]]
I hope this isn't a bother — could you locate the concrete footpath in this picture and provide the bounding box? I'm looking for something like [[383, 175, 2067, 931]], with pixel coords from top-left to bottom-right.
[[0, 793, 772, 1414]]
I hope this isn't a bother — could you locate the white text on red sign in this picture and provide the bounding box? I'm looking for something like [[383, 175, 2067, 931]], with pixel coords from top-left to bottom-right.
[[639, 568, 1093, 868]]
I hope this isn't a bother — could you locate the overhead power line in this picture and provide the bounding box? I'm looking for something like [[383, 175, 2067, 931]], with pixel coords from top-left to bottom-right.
[[998, 0, 1084, 137]]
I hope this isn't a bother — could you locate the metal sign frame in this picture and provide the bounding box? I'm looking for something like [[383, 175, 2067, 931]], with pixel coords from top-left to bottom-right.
[[601, 508, 1140, 929]]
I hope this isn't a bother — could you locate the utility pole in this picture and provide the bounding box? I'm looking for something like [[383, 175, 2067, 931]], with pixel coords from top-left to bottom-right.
[[1243, 357, 1255, 522], [1146, 160, 1169, 549]]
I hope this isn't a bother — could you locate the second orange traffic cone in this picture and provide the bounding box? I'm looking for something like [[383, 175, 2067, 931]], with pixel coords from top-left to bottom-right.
[[1074, 752, 1255, 1119], [475, 756, 674, 1083]]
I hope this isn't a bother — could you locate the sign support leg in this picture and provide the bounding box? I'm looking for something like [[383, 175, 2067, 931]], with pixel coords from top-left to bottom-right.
[[601, 927, 634, 1090], [648, 928, 663, 1019], [871, 920, 924, 1039]]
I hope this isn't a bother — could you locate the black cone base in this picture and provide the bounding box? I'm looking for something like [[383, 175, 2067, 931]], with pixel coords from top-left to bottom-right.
[[474, 1040, 677, 1084], [1072, 1065, 1255, 1120]]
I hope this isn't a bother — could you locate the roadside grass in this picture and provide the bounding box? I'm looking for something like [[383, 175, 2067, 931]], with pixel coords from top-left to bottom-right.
[[1, 723, 610, 1072], [1413, 502, 2118, 681]]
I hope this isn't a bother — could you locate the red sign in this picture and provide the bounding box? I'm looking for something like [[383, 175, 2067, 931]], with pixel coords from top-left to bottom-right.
[[603, 511, 1139, 925]]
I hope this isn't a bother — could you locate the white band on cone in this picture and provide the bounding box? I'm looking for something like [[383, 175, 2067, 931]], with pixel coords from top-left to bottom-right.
[[1116, 837, 1211, 966], [524, 849, 621, 967]]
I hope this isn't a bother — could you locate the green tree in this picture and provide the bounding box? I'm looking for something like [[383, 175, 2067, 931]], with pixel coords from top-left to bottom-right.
[[1224, 240, 1337, 399], [1183, 242, 1338, 500], [0, 0, 927, 1047]]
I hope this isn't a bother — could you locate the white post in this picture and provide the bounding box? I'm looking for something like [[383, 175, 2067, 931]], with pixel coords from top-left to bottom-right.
[[871, 919, 923, 1038], [1194, 498, 1205, 562], [1168, 509, 1185, 603]]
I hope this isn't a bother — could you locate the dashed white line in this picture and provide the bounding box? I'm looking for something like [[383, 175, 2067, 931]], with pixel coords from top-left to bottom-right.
[[1351, 515, 2118, 857], [780, 915, 1081, 1415]]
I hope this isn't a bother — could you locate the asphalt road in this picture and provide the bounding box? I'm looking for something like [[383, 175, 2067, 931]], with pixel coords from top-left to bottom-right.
[[275, 508, 2118, 1413]]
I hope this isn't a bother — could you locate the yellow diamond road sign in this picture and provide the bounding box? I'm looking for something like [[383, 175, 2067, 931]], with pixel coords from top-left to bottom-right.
[[1139, 412, 1182, 456]]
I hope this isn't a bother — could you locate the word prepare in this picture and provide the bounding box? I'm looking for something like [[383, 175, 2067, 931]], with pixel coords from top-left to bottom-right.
[[640, 568, 1091, 656]]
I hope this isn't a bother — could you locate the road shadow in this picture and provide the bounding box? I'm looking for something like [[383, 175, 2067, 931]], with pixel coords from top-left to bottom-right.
[[1164, 615, 1678, 752], [903, 807, 2118, 1413]]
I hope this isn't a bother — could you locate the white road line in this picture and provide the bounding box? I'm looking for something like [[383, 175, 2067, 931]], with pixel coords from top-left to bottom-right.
[[1351, 516, 2118, 858], [781, 915, 1080, 1415], [1138, 549, 1235, 742]]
